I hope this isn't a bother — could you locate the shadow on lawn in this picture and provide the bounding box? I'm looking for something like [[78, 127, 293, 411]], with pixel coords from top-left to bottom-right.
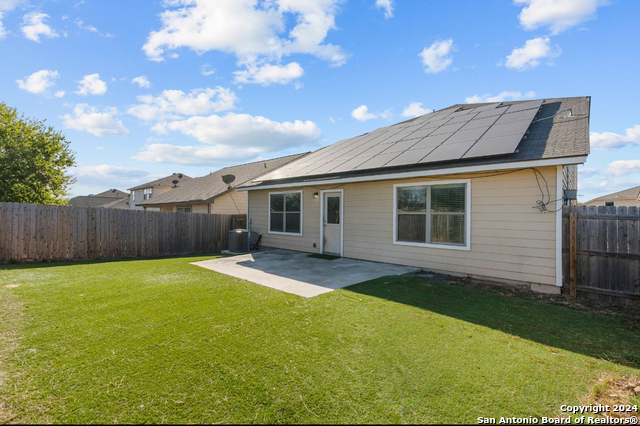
[[346, 276, 640, 368], [0, 253, 224, 271]]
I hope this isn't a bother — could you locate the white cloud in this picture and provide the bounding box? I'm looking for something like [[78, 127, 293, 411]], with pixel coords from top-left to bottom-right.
[[54, 90, 65, 98], [604, 160, 640, 177], [401, 102, 432, 118], [578, 167, 598, 178], [201, 63, 216, 76], [21, 12, 59, 42], [351, 105, 392, 122], [0, 0, 26, 36], [465, 91, 537, 103], [142, 0, 348, 85], [70, 165, 150, 184], [74, 18, 97, 32], [505, 37, 560, 71], [419, 39, 454, 74], [376, 0, 393, 19], [61, 104, 130, 137], [590, 125, 640, 151], [127, 87, 238, 122], [234, 62, 304, 85], [132, 144, 264, 166], [515, 0, 608, 35], [0, 13, 6, 39], [16, 69, 59, 94], [132, 75, 151, 88], [75, 74, 107, 96]]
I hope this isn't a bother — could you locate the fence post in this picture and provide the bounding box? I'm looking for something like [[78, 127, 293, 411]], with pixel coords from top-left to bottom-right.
[[570, 211, 578, 298]]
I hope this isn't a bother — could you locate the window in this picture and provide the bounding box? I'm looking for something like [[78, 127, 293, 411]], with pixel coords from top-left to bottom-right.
[[176, 207, 191, 213], [605, 201, 614, 207], [131, 191, 135, 202], [394, 181, 469, 249], [269, 191, 302, 235], [143, 188, 153, 200], [327, 196, 340, 224]]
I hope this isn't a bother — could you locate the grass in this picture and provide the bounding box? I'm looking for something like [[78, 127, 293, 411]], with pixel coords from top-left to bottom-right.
[[1, 256, 639, 424]]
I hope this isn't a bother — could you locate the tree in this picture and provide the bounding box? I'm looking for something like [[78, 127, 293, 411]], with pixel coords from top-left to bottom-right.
[[0, 103, 76, 205]]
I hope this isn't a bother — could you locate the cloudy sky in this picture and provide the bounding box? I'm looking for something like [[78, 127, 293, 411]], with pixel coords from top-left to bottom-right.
[[1, 0, 638, 201]]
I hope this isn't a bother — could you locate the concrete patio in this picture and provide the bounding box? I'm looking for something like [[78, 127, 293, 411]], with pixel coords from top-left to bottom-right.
[[191, 249, 420, 297]]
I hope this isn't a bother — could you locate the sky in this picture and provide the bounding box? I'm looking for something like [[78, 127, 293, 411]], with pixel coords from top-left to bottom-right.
[[0, 0, 639, 202]]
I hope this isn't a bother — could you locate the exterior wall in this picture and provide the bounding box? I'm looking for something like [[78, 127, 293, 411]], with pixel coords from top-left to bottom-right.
[[248, 166, 560, 288], [211, 191, 247, 215], [583, 199, 640, 207], [130, 187, 174, 210]]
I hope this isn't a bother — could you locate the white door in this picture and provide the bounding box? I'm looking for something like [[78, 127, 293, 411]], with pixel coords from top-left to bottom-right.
[[322, 192, 342, 256]]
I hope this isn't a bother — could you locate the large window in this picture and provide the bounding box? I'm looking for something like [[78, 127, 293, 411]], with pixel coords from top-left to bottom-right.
[[394, 181, 469, 249], [143, 188, 153, 200], [269, 191, 302, 235]]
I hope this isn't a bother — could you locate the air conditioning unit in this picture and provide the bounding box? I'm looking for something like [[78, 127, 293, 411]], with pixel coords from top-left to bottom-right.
[[228, 229, 249, 253]]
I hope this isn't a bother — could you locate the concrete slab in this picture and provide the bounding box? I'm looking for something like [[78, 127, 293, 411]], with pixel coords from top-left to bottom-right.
[[191, 249, 420, 298]]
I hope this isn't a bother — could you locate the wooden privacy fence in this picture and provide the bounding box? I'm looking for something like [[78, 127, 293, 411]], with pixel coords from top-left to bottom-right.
[[562, 205, 640, 306], [0, 202, 246, 263]]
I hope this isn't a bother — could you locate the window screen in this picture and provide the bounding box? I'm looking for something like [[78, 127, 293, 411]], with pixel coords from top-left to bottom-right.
[[270, 192, 302, 234], [396, 183, 467, 246]]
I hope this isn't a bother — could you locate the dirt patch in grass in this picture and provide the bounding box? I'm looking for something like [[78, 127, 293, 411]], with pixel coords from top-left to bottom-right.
[[582, 373, 640, 420]]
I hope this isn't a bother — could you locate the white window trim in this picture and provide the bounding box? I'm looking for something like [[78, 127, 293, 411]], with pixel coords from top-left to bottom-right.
[[319, 189, 344, 257], [393, 179, 471, 251], [555, 165, 563, 287], [267, 190, 303, 237]]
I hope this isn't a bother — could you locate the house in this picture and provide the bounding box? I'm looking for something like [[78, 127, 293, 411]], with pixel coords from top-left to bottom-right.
[[128, 173, 192, 211], [237, 97, 591, 295], [136, 154, 307, 214], [584, 185, 640, 207], [68, 189, 130, 209]]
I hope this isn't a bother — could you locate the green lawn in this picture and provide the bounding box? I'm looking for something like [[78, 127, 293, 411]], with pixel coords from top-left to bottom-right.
[[1, 255, 639, 424]]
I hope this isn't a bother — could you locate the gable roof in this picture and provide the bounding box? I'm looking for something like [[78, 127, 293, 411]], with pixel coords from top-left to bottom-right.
[[128, 173, 192, 191], [240, 97, 590, 188], [137, 153, 308, 207], [68, 195, 129, 209], [94, 189, 128, 198], [587, 185, 640, 203]]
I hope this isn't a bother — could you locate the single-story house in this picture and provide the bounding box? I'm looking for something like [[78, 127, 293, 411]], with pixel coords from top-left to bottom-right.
[[238, 97, 591, 295], [584, 185, 640, 207], [128, 173, 192, 211], [68, 189, 130, 209], [136, 154, 307, 214]]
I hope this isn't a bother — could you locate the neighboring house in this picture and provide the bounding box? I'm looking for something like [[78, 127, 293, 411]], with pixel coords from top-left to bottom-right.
[[128, 173, 192, 211], [584, 185, 640, 208], [238, 97, 591, 295], [68, 189, 130, 209], [136, 154, 307, 214]]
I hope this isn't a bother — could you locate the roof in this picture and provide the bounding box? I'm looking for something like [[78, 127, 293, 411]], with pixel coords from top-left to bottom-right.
[[586, 185, 640, 203], [241, 97, 590, 188], [94, 189, 128, 198], [137, 153, 308, 207], [68, 195, 129, 209], [128, 173, 192, 191]]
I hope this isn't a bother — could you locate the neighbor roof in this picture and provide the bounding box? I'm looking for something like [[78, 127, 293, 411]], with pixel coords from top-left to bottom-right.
[[242, 97, 590, 188], [94, 189, 128, 198], [137, 153, 308, 207], [128, 173, 192, 191], [587, 185, 640, 203], [68, 195, 129, 209]]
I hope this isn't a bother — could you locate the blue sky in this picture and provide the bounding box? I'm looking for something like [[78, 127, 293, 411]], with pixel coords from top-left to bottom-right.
[[1, 0, 639, 202]]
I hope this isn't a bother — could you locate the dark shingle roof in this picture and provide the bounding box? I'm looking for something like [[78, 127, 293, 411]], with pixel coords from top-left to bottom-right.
[[137, 153, 308, 206], [587, 185, 640, 203], [243, 97, 590, 187], [94, 189, 128, 198], [128, 173, 192, 191], [68, 196, 128, 208]]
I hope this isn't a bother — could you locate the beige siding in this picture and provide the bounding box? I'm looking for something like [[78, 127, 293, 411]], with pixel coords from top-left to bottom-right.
[[248, 166, 560, 286], [583, 199, 640, 207], [211, 191, 247, 215]]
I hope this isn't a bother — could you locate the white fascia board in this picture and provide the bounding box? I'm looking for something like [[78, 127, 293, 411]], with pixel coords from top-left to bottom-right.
[[236, 156, 588, 192]]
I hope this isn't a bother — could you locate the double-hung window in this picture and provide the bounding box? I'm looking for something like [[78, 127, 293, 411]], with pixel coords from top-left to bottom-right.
[[269, 191, 302, 235], [143, 188, 153, 200], [394, 181, 469, 249]]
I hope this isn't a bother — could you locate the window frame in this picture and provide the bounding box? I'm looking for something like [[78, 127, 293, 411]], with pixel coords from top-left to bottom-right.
[[176, 206, 192, 213], [268, 190, 303, 236], [393, 179, 471, 251], [605, 201, 614, 207], [143, 188, 153, 200]]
